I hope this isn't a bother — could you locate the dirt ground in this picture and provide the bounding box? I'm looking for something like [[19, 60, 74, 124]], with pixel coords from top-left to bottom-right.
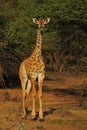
[[0, 72, 87, 130]]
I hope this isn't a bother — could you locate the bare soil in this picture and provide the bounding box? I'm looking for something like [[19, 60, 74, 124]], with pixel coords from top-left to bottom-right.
[[0, 72, 87, 130]]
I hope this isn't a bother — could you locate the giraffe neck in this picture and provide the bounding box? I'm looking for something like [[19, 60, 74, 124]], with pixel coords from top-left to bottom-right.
[[34, 29, 42, 55]]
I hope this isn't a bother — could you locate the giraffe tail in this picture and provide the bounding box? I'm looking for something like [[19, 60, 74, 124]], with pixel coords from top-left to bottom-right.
[[25, 77, 31, 96]]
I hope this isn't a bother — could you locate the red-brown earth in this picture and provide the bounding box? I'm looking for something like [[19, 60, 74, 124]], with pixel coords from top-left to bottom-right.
[[0, 72, 87, 130]]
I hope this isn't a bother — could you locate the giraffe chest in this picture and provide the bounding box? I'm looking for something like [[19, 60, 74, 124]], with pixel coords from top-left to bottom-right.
[[25, 57, 45, 74]]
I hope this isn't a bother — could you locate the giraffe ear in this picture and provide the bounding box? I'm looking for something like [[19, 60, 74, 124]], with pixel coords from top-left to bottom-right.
[[33, 18, 38, 24], [44, 18, 50, 24]]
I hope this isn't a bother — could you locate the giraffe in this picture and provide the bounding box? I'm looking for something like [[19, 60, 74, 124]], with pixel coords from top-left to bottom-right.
[[19, 17, 50, 121]]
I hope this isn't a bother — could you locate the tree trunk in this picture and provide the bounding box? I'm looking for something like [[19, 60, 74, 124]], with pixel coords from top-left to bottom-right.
[[0, 64, 5, 89]]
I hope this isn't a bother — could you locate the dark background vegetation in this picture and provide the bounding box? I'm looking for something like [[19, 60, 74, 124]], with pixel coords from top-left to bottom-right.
[[0, 0, 87, 88]]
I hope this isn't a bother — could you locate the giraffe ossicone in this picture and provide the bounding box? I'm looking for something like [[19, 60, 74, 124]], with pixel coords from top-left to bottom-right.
[[19, 17, 50, 121]]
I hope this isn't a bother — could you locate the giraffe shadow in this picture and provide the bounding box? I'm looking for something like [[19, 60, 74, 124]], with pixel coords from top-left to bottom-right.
[[26, 107, 57, 121], [43, 107, 57, 117]]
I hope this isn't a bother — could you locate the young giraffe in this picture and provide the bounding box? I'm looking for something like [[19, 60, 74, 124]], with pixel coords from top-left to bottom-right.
[[19, 17, 50, 121]]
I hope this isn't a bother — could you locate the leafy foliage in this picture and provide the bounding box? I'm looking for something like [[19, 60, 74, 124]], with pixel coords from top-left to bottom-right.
[[0, 0, 87, 88], [0, 0, 87, 71]]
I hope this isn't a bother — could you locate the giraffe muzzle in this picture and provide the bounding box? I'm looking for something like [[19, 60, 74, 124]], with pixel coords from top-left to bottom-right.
[[40, 28, 44, 34]]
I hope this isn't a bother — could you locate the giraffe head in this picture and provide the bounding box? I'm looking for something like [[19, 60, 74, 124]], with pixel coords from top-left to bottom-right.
[[33, 17, 50, 32]]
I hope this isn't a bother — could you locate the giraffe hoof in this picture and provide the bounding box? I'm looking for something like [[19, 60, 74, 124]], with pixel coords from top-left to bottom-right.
[[39, 118, 44, 122], [21, 112, 26, 119], [21, 114, 27, 119], [31, 117, 37, 121]]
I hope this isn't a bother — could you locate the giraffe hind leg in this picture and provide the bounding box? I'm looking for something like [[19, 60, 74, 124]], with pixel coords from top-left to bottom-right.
[[22, 89, 27, 118], [25, 79, 31, 97], [21, 78, 31, 118]]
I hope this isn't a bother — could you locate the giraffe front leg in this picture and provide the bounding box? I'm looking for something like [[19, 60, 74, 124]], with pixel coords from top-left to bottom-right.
[[38, 73, 45, 121], [38, 88, 43, 121], [31, 79, 37, 121]]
